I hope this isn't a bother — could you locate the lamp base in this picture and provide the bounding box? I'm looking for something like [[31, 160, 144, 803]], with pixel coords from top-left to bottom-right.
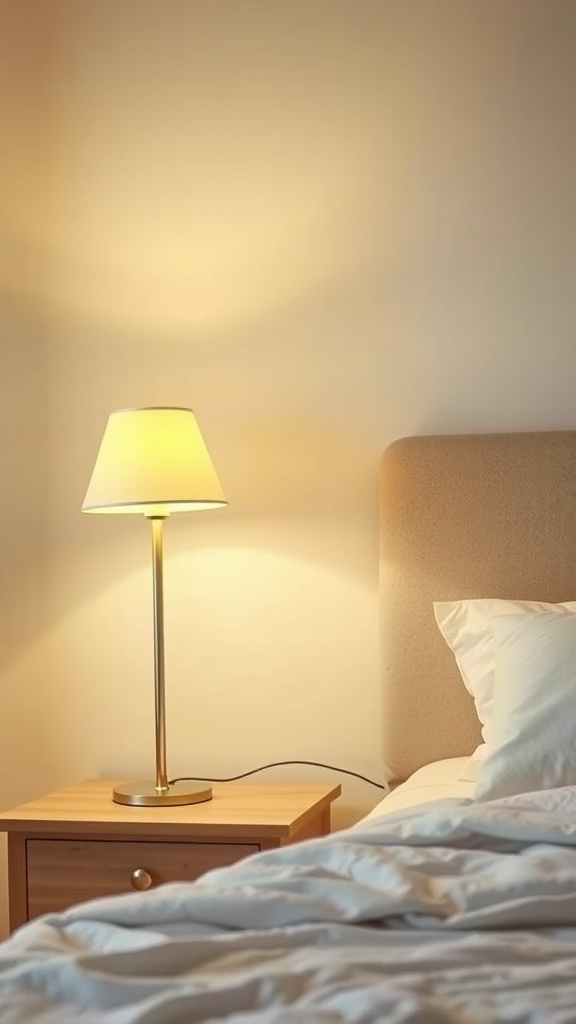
[[112, 780, 213, 807]]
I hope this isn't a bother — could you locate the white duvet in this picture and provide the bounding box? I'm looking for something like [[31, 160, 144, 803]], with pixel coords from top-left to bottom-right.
[[4, 789, 576, 1022]]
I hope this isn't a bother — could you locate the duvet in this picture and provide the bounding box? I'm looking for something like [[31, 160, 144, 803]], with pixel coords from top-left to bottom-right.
[[3, 788, 576, 1022]]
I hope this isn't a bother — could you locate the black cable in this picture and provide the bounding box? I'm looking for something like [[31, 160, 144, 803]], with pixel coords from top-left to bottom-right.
[[170, 760, 387, 790]]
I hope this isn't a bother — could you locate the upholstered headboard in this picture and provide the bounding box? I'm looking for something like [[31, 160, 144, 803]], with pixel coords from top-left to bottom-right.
[[379, 430, 576, 784]]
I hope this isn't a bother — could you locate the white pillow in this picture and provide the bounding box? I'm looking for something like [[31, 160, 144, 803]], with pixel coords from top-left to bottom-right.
[[434, 598, 576, 760], [457, 743, 487, 782], [474, 612, 576, 800]]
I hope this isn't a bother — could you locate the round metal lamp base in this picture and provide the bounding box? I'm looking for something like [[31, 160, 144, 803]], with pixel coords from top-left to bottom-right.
[[112, 780, 213, 807]]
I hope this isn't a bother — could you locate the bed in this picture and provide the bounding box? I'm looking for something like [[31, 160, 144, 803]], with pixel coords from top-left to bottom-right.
[[3, 429, 576, 1022]]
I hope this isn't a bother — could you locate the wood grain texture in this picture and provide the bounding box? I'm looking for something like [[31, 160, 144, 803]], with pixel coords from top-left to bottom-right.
[[0, 781, 341, 840], [27, 838, 259, 918], [6, 834, 27, 931]]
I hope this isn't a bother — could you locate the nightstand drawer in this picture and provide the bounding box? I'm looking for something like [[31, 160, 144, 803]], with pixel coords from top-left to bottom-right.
[[27, 838, 259, 919]]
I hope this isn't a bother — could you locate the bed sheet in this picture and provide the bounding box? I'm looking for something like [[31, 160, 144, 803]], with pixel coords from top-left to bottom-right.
[[3, 787, 576, 1021], [363, 756, 474, 820]]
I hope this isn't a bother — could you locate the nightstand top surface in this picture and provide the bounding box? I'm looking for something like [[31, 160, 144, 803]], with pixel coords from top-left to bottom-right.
[[0, 780, 341, 839]]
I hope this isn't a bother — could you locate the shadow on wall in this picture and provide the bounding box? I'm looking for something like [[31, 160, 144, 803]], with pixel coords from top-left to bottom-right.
[[0, 300, 49, 678], [0, 305, 50, 938]]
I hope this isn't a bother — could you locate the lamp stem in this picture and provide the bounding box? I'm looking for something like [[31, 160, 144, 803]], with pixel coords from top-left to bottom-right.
[[111, 508, 213, 806], [151, 516, 169, 794]]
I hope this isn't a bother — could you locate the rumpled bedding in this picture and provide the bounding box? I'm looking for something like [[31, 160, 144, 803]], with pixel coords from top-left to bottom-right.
[[3, 787, 576, 1022]]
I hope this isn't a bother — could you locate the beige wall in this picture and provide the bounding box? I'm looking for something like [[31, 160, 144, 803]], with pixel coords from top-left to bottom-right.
[[3, 0, 576, 931], [0, 0, 51, 936]]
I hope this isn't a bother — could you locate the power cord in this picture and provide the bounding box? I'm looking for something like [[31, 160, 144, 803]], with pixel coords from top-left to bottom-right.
[[170, 760, 388, 790]]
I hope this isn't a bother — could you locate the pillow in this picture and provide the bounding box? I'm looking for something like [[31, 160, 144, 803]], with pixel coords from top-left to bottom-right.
[[434, 598, 576, 760], [457, 743, 487, 782], [474, 612, 576, 800]]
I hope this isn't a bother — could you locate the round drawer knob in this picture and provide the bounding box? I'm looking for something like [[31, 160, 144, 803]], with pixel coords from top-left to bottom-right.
[[131, 867, 153, 891]]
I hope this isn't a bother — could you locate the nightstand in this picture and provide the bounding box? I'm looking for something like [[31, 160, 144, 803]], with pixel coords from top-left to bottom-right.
[[0, 779, 341, 932]]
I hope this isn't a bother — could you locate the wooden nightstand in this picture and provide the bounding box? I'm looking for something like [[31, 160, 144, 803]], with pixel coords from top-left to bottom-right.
[[0, 779, 340, 932]]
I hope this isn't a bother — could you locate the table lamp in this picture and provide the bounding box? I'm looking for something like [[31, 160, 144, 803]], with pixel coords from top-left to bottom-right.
[[82, 406, 227, 807]]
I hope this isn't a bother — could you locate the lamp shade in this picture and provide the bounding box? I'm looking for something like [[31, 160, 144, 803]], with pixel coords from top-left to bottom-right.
[[82, 407, 227, 515]]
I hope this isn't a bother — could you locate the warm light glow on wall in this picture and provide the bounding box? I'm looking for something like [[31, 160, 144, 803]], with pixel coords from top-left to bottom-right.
[[22, 3, 392, 338]]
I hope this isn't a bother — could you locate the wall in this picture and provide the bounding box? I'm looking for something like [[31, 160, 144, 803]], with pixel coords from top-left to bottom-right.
[[13, 1, 576, 863], [0, 0, 51, 936]]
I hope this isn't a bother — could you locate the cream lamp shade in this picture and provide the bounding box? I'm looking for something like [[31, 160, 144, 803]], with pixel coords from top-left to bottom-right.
[[82, 407, 227, 516]]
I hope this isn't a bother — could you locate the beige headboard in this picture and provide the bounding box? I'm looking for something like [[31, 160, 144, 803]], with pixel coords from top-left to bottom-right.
[[380, 430, 576, 784]]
